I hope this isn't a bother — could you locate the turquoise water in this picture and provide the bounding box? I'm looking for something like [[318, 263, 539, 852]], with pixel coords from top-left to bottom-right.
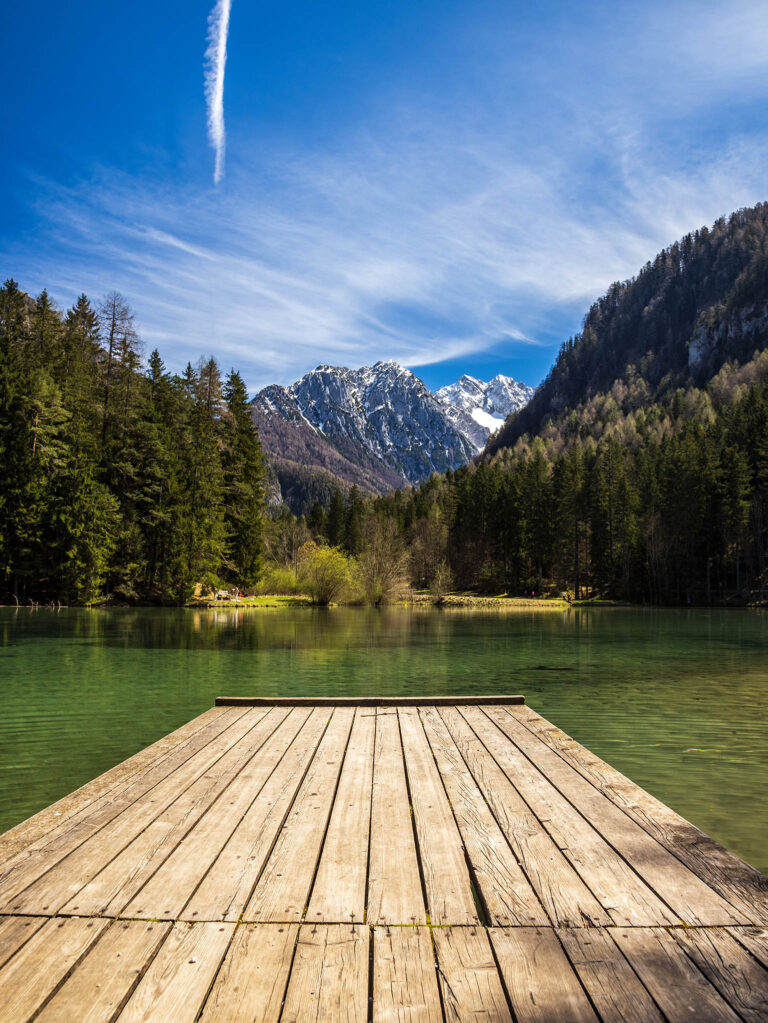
[[0, 605, 766, 873]]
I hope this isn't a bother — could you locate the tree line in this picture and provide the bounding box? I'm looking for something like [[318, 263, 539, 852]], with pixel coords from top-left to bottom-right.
[[0, 280, 265, 604], [272, 350, 768, 604]]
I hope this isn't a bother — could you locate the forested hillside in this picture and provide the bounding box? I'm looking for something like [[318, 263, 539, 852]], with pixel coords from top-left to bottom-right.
[[489, 203, 768, 454], [0, 280, 265, 604]]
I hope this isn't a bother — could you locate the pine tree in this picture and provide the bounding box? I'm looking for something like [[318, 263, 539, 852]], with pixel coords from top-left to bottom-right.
[[221, 370, 265, 588]]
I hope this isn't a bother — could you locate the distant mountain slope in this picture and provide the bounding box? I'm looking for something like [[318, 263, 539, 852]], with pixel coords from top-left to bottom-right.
[[487, 202, 768, 455], [252, 361, 531, 511]]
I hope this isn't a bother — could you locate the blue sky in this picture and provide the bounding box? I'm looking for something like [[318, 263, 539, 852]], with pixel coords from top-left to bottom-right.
[[2, 0, 768, 394]]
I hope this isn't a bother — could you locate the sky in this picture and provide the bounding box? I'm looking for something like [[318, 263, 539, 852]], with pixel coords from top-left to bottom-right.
[[2, 1, 768, 395]]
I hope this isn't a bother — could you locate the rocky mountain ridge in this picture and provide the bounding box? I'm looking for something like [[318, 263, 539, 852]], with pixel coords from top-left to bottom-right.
[[251, 360, 531, 511]]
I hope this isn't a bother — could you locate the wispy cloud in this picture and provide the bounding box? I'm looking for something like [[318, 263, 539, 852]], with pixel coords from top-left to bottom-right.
[[6, 0, 768, 391], [204, 0, 232, 184]]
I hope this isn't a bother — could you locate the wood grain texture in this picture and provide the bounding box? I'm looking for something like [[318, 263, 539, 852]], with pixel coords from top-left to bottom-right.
[[119, 922, 234, 1023], [281, 924, 369, 1023], [368, 710, 425, 926], [558, 926, 664, 1023], [126, 707, 315, 921], [0, 916, 109, 1023], [0, 914, 46, 970], [420, 706, 548, 926], [35, 920, 170, 1023], [508, 703, 768, 923], [463, 706, 677, 926], [433, 926, 512, 1023], [490, 927, 598, 1023], [0, 707, 248, 911], [671, 926, 768, 1022], [612, 927, 742, 1023], [398, 708, 477, 925], [243, 707, 355, 921], [199, 923, 299, 1023], [439, 706, 609, 927], [486, 706, 745, 926], [306, 710, 375, 923], [373, 926, 443, 1023]]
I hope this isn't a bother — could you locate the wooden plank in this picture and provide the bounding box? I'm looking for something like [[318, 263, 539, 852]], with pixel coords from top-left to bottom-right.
[[5, 707, 268, 915], [0, 915, 46, 970], [198, 923, 299, 1023], [0, 707, 226, 864], [217, 695, 525, 706], [611, 927, 742, 1023], [0, 706, 250, 911], [35, 920, 170, 1023], [420, 707, 548, 926], [281, 924, 369, 1023], [438, 706, 610, 927], [61, 707, 291, 917], [367, 709, 425, 926], [432, 926, 512, 1022], [509, 703, 768, 923], [558, 927, 664, 1023], [461, 706, 678, 926], [398, 708, 477, 925], [486, 706, 745, 926], [118, 922, 235, 1023], [373, 926, 443, 1023], [179, 707, 330, 923], [671, 927, 768, 1022], [126, 707, 317, 921], [732, 926, 768, 970], [306, 710, 375, 923], [490, 927, 598, 1023], [0, 916, 109, 1023], [243, 707, 355, 922]]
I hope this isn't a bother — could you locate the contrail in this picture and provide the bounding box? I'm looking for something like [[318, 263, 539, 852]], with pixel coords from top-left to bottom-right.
[[204, 0, 232, 184]]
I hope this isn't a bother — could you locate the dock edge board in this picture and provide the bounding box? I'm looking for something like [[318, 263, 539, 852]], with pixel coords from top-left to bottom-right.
[[215, 694, 526, 706]]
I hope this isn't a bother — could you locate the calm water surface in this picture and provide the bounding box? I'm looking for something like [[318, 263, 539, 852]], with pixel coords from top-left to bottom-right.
[[0, 605, 766, 873]]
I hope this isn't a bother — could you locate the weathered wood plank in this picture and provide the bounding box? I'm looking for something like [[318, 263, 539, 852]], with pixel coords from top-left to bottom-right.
[[671, 926, 768, 1022], [731, 926, 768, 970], [611, 927, 742, 1023], [35, 920, 170, 1023], [373, 926, 443, 1023], [509, 703, 768, 923], [367, 709, 425, 926], [0, 707, 226, 864], [243, 707, 355, 922], [398, 708, 477, 925], [61, 707, 291, 917], [486, 706, 745, 926], [0, 707, 250, 912], [420, 706, 548, 926], [438, 706, 610, 927], [217, 695, 525, 706], [281, 924, 369, 1023], [306, 710, 375, 923], [6, 707, 268, 915], [433, 926, 512, 1022], [0, 916, 109, 1023], [199, 923, 299, 1023], [128, 707, 317, 921], [462, 706, 677, 926], [118, 922, 234, 1023], [490, 926, 598, 1023], [0, 914, 46, 970], [558, 926, 664, 1022]]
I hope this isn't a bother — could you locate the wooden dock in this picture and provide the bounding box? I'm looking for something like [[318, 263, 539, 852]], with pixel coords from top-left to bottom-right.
[[0, 697, 767, 1021]]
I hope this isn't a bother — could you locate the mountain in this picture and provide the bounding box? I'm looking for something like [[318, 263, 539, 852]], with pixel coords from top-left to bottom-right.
[[487, 203, 768, 456], [435, 374, 534, 448], [251, 361, 531, 511]]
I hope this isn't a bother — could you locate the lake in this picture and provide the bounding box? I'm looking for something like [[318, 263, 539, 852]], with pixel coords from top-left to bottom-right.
[[0, 605, 766, 873]]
